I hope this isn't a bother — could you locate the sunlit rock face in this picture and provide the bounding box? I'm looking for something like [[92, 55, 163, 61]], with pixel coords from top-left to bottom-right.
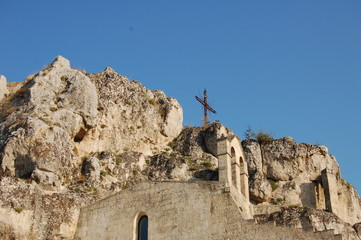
[[0, 75, 8, 101], [0, 56, 183, 182], [0, 56, 183, 239], [242, 137, 361, 226], [0, 56, 360, 240]]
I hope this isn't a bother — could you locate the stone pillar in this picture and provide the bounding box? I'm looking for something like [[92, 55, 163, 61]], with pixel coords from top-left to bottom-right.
[[235, 161, 241, 191], [217, 137, 231, 185], [230, 150, 241, 191], [321, 168, 339, 215], [239, 158, 249, 200], [0, 75, 8, 101]]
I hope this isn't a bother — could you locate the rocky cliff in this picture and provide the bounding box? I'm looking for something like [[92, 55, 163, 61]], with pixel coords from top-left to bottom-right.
[[242, 137, 361, 226], [0, 56, 184, 239], [0, 56, 360, 240]]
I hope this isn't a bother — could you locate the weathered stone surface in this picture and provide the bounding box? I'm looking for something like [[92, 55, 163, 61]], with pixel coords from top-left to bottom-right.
[[29, 56, 98, 130], [0, 75, 8, 101], [173, 124, 224, 165], [354, 222, 361, 239], [81, 156, 100, 182], [243, 137, 361, 225], [0, 222, 17, 240], [1, 118, 78, 181], [249, 173, 272, 202], [0, 56, 360, 240], [75, 181, 343, 240], [256, 207, 360, 240], [32, 168, 61, 188], [0, 56, 184, 239], [204, 122, 234, 156], [242, 139, 262, 178], [77, 67, 183, 156], [146, 151, 217, 181]]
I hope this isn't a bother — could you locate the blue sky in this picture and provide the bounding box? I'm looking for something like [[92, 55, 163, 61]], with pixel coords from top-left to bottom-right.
[[1, 1, 360, 193]]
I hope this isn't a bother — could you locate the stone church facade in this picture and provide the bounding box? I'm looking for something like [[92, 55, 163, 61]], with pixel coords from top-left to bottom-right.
[[74, 135, 341, 240]]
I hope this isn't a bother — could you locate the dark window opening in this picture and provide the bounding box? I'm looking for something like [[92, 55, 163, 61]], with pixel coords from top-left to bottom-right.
[[138, 215, 148, 240]]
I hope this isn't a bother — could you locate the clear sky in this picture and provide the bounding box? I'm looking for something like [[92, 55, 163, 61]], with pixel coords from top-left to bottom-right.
[[1, 1, 360, 193]]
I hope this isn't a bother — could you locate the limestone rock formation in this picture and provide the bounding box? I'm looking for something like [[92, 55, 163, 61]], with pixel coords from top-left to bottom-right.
[[242, 137, 361, 226], [255, 207, 360, 240], [0, 75, 8, 101], [82, 66, 183, 156], [0, 56, 360, 240], [146, 123, 232, 181], [0, 56, 184, 239]]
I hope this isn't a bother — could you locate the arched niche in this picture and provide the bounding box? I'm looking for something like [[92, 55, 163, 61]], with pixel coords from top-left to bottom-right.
[[230, 147, 237, 188], [239, 156, 246, 197]]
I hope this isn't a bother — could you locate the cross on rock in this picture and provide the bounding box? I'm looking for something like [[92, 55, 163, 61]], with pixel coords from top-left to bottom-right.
[[195, 89, 217, 127]]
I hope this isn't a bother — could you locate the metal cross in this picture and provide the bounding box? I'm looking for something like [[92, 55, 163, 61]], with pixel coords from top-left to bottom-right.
[[195, 89, 217, 127]]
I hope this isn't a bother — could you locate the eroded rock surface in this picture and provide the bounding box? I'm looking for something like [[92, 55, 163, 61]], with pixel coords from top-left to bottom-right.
[[255, 207, 360, 240], [0, 56, 184, 239], [243, 137, 361, 226], [81, 67, 183, 156], [0, 56, 360, 240], [0, 75, 8, 101]]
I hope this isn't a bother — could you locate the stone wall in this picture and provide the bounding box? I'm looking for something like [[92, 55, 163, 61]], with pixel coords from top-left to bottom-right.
[[74, 181, 341, 240]]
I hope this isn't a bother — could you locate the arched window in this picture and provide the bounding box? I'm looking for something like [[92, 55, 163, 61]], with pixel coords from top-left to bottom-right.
[[239, 156, 246, 197], [231, 147, 236, 158], [138, 215, 148, 240], [231, 147, 237, 188]]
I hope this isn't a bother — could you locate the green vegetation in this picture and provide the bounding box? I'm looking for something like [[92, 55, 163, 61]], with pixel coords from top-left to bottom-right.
[[14, 208, 23, 214], [239, 206, 243, 212], [288, 204, 299, 209], [244, 125, 274, 144], [186, 157, 200, 170], [115, 156, 121, 165], [274, 198, 284, 205], [86, 187, 97, 192], [268, 179, 279, 191], [100, 170, 107, 177], [256, 130, 274, 144], [167, 139, 176, 149], [62, 178, 71, 186], [200, 161, 212, 169], [73, 146, 79, 154], [244, 125, 256, 140]]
